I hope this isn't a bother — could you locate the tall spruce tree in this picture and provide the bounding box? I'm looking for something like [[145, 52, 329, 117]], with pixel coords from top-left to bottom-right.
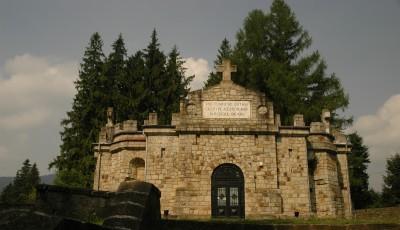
[[143, 29, 167, 123], [204, 38, 232, 88], [161, 46, 194, 123], [382, 153, 400, 206], [50, 32, 107, 188], [105, 34, 128, 122], [226, 0, 349, 125], [348, 132, 372, 209], [121, 51, 146, 123]]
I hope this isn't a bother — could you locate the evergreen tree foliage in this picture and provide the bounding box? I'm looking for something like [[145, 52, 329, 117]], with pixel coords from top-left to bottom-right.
[[121, 51, 146, 123], [29, 163, 40, 189], [142, 31, 193, 124], [0, 184, 14, 204], [221, 0, 349, 124], [0, 159, 40, 204], [367, 189, 384, 208], [105, 34, 128, 122], [161, 46, 194, 124], [49, 32, 107, 188], [382, 153, 400, 206], [143, 29, 167, 121], [53, 168, 88, 188], [51, 30, 193, 187], [348, 132, 372, 209], [204, 38, 232, 88]]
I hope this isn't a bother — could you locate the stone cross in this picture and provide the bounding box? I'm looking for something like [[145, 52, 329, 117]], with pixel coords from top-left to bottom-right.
[[216, 59, 237, 81]]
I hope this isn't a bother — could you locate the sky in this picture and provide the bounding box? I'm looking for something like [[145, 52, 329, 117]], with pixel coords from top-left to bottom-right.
[[0, 0, 399, 191]]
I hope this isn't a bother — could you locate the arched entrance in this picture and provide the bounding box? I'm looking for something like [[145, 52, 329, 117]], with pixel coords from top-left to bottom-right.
[[211, 163, 244, 218]]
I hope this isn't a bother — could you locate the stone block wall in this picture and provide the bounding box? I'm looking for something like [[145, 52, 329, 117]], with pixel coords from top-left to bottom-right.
[[311, 150, 344, 217], [308, 124, 347, 218], [36, 182, 161, 230], [277, 135, 311, 217], [145, 131, 281, 218], [337, 153, 352, 217], [93, 131, 146, 191], [145, 131, 179, 216]]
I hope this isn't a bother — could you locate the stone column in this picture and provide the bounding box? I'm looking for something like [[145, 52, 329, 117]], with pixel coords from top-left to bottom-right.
[[337, 152, 352, 217]]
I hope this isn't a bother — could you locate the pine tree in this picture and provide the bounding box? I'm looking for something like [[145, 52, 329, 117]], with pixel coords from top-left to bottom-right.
[[162, 46, 194, 123], [382, 153, 400, 206], [121, 51, 146, 123], [348, 133, 372, 209], [204, 38, 232, 88], [51, 31, 194, 188], [229, 0, 349, 125], [0, 183, 15, 204], [29, 163, 40, 188], [105, 34, 128, 122], [0, 159, 40, 204], [50, 32, 106, 188], [143, 29, 167, 122], [13, 159, 32, 202]]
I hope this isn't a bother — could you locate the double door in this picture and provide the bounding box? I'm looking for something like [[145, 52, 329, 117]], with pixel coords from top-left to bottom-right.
[[213, 186, 242, 217], [211, 164, 244, 218]]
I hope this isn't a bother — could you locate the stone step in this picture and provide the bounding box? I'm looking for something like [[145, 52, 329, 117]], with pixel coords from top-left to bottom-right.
[[102, 215, 140, 230], [103, 201, 144, 219], [109, 191, 148, 206]]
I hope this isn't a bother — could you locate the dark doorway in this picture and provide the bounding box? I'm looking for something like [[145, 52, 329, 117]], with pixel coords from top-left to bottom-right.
[[211, 163, 244, 218]]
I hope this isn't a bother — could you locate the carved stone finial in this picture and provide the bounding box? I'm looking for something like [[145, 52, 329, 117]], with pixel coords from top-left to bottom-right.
[[321, 109, 331, 134], [216, 59, 237, 81], [107, 107, 114, 126]]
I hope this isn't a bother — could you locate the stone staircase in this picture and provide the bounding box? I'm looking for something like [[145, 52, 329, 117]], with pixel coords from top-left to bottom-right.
[[102, 181, 160, 230]]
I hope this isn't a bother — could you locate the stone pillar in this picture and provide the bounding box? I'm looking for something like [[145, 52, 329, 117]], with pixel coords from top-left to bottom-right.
[[337, 152, 352, 217], [293, 114, 305, 127], [148, 112, 158, 125], [275, 114, 281, 126], [321, 109, 331, 134], [312, 150, 341, 217], [333, 130, 353, 218], [308, 122, 344, 217], [171, 113, 180, 126]]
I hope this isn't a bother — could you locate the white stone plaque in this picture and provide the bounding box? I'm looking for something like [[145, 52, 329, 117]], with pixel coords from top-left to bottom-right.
[[202, 101, 251, 119]]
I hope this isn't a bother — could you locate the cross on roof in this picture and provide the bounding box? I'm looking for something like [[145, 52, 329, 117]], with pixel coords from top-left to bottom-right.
[[216, 59, 237, 81]]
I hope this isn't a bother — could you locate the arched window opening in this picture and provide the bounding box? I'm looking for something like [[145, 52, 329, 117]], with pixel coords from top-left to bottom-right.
[[129, 158, 145, 181]]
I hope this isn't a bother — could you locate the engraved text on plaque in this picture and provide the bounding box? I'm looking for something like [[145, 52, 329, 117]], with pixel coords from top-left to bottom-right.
[[202, 101, 250, 119]]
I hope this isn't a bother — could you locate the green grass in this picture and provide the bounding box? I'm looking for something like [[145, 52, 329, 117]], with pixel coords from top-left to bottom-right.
[[170, 216, 400, 225]]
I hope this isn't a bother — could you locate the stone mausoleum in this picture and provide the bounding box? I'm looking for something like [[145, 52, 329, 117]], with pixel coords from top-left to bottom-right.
[[93, 60, 352, 219]]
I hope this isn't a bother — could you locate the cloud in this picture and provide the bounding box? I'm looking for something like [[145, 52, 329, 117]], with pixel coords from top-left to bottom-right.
[[351, 94, 400, 190], [0, 54, 77, 130], [183, 57, 210, 90]]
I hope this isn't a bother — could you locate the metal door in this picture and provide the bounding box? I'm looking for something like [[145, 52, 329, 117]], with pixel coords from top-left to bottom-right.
[[211, 163, 244, 218]]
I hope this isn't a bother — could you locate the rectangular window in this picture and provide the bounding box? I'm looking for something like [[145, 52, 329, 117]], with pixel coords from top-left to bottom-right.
[[217, 187, 226, 206], [230, 187, 239, 206]]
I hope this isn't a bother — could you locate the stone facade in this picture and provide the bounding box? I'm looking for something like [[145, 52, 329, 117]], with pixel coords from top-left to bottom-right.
[[93, 60, 352, 219]]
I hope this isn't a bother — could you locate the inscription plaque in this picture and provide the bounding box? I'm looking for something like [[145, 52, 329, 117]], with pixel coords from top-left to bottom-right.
[[202, 101, 250, 119]]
